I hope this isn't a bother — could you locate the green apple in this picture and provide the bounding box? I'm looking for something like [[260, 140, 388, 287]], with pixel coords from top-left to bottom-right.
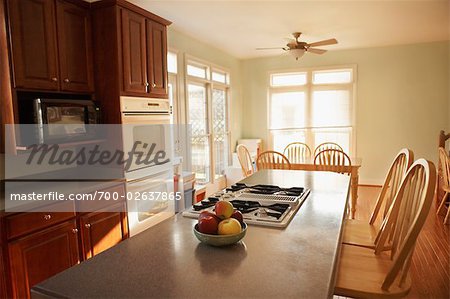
[[218, 218, 242, 235], [214, 201, 234, 219]]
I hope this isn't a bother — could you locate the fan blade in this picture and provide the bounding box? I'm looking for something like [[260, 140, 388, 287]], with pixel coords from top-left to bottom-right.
[[308, 38, 338, 47], [307, 48, 327, 54], [256, 47, 284, 50]]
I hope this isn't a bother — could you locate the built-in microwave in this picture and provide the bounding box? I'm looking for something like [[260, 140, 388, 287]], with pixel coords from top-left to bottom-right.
[[17, 98, 101, 146]]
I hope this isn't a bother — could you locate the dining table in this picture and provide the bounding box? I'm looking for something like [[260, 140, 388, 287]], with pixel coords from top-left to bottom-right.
[[31, 170, 350, 299], [290, 157, 361, 219]]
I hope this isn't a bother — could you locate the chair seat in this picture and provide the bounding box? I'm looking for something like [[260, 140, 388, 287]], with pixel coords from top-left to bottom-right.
[[335, 244, 411, 298], [342, 219, 378, 249]]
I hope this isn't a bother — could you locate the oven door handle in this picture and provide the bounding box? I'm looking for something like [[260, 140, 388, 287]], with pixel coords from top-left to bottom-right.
[[126, 168, 173, 183]]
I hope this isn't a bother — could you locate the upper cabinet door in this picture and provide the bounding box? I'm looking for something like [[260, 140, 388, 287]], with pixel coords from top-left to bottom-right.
[[121, 9, 148, 95], [56, 0, 94, 92], [8, 0, 59, 90], [147, 20, 168, 98]]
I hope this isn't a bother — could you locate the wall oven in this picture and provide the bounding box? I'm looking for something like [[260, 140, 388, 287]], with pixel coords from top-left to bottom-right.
[[126, 169, 175, 237], [120, 96, 175, 236], [121, 96, 173, 174]]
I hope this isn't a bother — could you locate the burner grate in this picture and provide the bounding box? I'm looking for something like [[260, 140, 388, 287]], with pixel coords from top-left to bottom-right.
[[236, 193, 298, 203]]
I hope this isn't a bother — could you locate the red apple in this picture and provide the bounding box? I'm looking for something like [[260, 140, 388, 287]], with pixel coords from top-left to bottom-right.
[[198, 215, 219, 234], [199, 211, 220, 222], [215, 201, 234, 219], [218, 218, 242, 235], [230, 210, 244, 225]]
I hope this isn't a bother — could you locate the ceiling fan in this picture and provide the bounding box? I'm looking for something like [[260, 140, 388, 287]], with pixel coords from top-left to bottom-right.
[[256, 32, 338, 60]]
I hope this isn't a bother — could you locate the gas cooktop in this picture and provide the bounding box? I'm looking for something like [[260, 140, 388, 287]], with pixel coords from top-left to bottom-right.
[[182, 183, 310, 228]]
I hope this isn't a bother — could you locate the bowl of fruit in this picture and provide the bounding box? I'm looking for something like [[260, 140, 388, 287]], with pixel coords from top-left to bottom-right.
[[193, 201, 247, 247]]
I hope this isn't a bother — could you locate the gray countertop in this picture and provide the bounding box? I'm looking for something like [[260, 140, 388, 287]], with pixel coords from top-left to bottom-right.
[[32, 170, 350, 299]]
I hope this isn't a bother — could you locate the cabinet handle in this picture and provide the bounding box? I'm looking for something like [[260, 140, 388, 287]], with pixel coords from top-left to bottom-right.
[[85, 223, 91, 228], [145, 82, 149, 93], [51, 77, 58, 82], [43, 214, 52, 220], [152, 83, 156, 88], [64, 78, 70, 83], [72, 228, 78, 234]]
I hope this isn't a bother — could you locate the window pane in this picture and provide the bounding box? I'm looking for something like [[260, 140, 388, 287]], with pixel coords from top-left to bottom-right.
[[271, 130, 306, 153], [270, 92, 306, 129], [271, 73, 307, 86], [187, 64, 207, 79], [188, 84, 210, 183], [188, 84, 207, 135], [212, 71, 227, 84], [167, 52, 177, 74], [313, 128, 352, 155], [212, 89, 228, 177], [311, 90, 351, 127], [313, 69, 352, 84], [191, 135, 210, 184]]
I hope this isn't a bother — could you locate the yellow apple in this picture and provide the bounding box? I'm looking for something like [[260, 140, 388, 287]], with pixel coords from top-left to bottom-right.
[[214, 201, 234, 219], [218, 218, 242, 235]]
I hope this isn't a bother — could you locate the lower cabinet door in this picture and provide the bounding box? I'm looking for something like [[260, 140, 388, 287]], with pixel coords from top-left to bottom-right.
[[80, 202, 127, 259], [8, 220, 79, 298], [0, 245, 8, 297]]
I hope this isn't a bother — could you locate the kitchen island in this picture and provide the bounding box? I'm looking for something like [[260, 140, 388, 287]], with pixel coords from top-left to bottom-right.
[[31, 170, 350, 298]]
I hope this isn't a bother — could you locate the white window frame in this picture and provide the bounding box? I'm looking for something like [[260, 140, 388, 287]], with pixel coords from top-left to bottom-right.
[[184, 54, 232, 186], [267, 65, 357, 156]]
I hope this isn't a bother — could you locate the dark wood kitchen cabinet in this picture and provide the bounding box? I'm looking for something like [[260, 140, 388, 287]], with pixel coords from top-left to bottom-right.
[[1, 182, 128, 298], [121, 9, 148, 95], [80, 202, 128, 259], [147, 20, 167, 96], [56, 0, 94, 92], [0, 239, 8, 297], [7, 0, 94, 92], [91, 0, 171, 114], [8, 220, 80, 298], [7, 0, 59, 90], [120, 7, 169, 97]]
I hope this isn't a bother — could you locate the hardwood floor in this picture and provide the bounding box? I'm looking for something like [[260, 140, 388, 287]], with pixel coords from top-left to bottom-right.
[[347, 185, 450, 299]]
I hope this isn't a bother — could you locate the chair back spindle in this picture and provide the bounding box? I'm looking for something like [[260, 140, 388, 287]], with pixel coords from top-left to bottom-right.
[[283, 142, 311, 164], [256, 151, 291, 170]]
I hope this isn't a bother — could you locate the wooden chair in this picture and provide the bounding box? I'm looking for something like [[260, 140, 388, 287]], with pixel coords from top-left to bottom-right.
[[335, 159, 436, 298], [342, 148, 414, 250], [314, 148, 351, 174], [313, 142, 343, 157], [436, 147, 450, 224], [283, 142, 311, 164], [236, 144, 254, 178], [256, 151, 291, 170]]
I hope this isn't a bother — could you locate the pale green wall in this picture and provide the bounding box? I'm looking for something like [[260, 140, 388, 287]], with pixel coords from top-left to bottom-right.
[[241, 41, 449, 184], [167, 28, 243, 150], [167, 28, 448, 183]]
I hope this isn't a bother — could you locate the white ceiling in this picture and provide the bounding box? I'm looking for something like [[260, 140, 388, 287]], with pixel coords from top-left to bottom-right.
[[129, 0, 449, 59]]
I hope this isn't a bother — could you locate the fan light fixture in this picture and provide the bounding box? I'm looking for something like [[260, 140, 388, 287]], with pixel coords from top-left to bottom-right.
[[290, 48, 305, 60], [256, 32, 338, 61]]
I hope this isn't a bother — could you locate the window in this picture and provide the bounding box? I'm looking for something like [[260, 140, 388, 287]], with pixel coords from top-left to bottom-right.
[[269, 67, 356, 156], [186, 58, 230, 184], [167, 51, 181, 155]]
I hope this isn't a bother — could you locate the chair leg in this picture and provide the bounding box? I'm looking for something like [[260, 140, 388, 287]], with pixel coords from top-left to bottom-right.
[[436, 191, 449, 215], [444, 203, 450, 225]]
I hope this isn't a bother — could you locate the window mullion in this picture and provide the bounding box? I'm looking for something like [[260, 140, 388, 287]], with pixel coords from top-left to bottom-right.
[[206, 82, 214, 183]]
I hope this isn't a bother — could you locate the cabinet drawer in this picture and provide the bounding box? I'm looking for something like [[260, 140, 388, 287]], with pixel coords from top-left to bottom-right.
[[76, 184, 126, 212], [6, 201, 76, 240]]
